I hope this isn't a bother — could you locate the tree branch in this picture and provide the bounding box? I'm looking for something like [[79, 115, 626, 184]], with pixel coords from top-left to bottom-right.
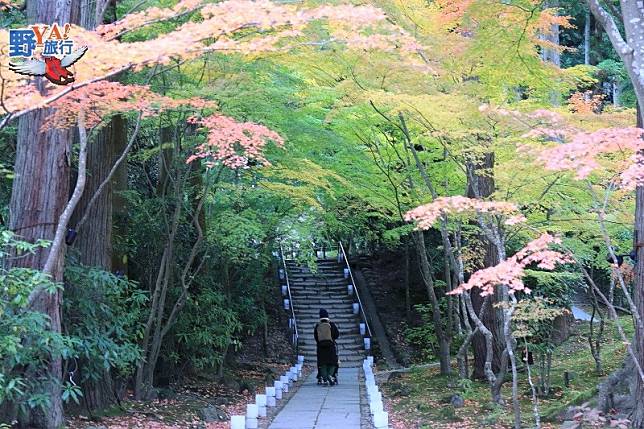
[[586, 0, 632, 62], [76, 111, 143, 232], [29, 110, 90, 304]]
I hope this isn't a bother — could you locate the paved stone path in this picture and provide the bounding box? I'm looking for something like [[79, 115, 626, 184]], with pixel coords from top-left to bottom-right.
[[268, 368, 361, 429]]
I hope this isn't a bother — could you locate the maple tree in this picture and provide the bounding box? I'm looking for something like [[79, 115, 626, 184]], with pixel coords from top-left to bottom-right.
[[0, 0, 418, 125], [3, 0, 644, 427]]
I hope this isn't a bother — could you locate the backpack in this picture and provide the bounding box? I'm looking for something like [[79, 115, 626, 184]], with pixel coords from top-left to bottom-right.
[[316, 321, 333, 344]]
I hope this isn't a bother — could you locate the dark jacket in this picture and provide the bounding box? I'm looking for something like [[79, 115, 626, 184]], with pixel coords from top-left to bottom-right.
[[314, 319, 340, 365]]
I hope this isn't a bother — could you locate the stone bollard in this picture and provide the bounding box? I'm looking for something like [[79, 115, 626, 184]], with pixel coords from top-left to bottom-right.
[[352, 303, 360, 314], [283, 299, 290, 310], [255, 394, 267, 417], [280, 376, 289, 393], [231, 415, 245, 429], [348, 284, 354, 295], [274, 381, 283, 400], [281, 285, 288, 296], [246, 404, 258, 429], [343, 268, 349, 279], [370, 399, 383, 415], [266, 387, 276, 407], [291, 367, 298, 381], [364, 337, 371, 350], [367, 384, 378, 398], [374, 411, 389, 428]]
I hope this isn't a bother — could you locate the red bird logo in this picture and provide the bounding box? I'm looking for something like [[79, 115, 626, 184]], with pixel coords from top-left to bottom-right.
[[9, 46, 88, 85]]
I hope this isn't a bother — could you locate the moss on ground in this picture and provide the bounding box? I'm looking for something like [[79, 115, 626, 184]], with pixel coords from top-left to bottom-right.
[[381, 317, 635, 428]]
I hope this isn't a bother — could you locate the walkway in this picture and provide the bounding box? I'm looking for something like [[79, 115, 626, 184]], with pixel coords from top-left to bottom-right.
[[268, 368, 361, 429]]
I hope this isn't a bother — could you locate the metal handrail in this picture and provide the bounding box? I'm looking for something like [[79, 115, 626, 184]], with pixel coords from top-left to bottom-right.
[[338, 241, 373, 338], [279, 242, 298, 353]]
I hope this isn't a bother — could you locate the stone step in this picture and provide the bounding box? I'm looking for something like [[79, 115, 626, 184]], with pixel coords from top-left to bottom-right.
[[288, 278, 347, 284], [291, 300, 352, 306], [298, 346, 364, 353], [287, 264, 341, 271], [289, 270, 343, 275], [299, 344, 363, 353], [296, 321, 359, 329], [291, 287, 344, 291], [296, 320, 359, 327], [297, 321, 360, 329], [289, 292, 350, 298], [294, 304, 354, 309], [295, 313, 360, 327], [295, 312, 357, 319], [295, 314, 358, 321], [299, 349, 364, 357], [287, 269, 344, 275], [289, 293, 351, 299], [299, 354, 364, 363], [292, 301, 354, 307], [294, 307, 356, 313], [290, 293, 351, 298], [299, 349, 364, 356], [290, 283, 347, 289], [294, 303, 353, 310], [297, 336, 362, 345]]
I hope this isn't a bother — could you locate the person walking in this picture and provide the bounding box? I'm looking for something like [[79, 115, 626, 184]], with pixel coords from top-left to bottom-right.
[[314, 308, 339, 386]]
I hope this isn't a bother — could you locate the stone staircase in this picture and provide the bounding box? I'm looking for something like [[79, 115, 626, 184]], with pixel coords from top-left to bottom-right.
[[286, 259, 365, 368]]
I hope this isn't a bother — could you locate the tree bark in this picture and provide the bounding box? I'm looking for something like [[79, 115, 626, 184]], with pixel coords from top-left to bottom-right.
[[584, 8, 591, 65], [111, 115, 129, 276], [414, 231, 451, 374], [466, 153, 504, 379], [11, 110, 70, 429], [68, 115, 127, 411], [540, 0, 561, 67], [8, 2, 73, 427], [633, 103, 644, 428], [404, 240, 412, 324], [586, 0, 644, 423], [71, 118, 121, 269]]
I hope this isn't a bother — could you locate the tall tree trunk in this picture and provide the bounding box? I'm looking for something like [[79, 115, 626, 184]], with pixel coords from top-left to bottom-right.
[[414, 231, 451, 374], [633, 103, 644, 428], [8, 2, 73, 427], [467, 153, 504, 379], [540, 0, 561, 67], [72, 119, 119, 269], [584, 8, 591, 65], [67, 2, 127, 412], [111, 115, 129, 276], [586, 0, 644, 424], [69, 116, 127, 411], [11, 110, 70, 429], [404, 240, 412, 324]]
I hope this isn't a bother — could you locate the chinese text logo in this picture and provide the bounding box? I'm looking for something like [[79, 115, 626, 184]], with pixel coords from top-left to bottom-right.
[[8, 23, 87, 86]]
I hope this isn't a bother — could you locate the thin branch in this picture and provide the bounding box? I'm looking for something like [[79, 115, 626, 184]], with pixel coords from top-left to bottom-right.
[[29, 111, 90, 303], [76, 111, 143, 232]]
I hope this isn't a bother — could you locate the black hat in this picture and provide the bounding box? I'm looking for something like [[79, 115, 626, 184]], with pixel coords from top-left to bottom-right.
[[319, 308, 329, 319]]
